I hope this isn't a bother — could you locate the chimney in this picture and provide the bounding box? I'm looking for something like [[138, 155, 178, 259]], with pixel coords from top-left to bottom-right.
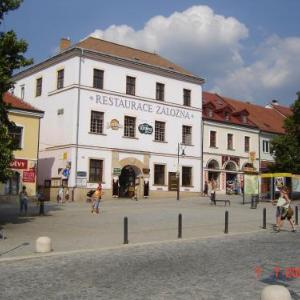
[[60, 37, 71, 51], [271, 99, 279, 106]]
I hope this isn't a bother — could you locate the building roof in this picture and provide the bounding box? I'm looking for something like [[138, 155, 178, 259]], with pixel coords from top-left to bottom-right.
[[202, 92, 257, 129], [76, 37, 201, 79], [269, 104, 293, 118], [3, 92, 44, 114], [221, 96, 289, 134]]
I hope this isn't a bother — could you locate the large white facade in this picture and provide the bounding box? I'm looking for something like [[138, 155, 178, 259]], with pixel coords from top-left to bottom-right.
[[14, 41, 203, 199], [203, 120, 260, 194]]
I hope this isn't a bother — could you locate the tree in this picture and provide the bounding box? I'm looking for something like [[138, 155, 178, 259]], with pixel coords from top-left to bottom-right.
[[270, 92, 300, 174], [0, 0, 32, 182]]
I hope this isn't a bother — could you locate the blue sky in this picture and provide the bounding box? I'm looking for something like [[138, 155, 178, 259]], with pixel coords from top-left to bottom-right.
[[3, 0, 300, 105]]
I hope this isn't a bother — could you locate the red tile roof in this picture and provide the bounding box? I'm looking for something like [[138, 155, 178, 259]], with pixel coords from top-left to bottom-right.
[[202, 92, 257, 128], [76, 37, 201, 78], [270, 104, 293, 117], [3, 92, 44, 114]]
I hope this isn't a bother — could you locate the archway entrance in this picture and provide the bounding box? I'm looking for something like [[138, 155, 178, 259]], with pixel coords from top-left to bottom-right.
[[119, 165, 141, 198], [224, 161, 238, 194]]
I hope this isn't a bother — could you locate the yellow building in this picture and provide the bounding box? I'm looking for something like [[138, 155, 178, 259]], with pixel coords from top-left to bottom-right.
[[0, 93, 44, 196]]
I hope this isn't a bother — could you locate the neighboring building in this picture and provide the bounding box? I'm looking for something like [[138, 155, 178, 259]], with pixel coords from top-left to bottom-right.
[[13, 37, 204, 200], [0, 93, 44, 197], [202, 92, 260, 194]]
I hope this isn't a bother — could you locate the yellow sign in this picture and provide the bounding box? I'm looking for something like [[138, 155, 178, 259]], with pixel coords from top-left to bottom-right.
[[249, 151, 256, 162], [110, 119, 120, 130], [63, 152, 68, 160]]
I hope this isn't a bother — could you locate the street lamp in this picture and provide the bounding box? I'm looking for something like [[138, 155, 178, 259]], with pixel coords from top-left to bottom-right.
[[177, 143, 186, 201]]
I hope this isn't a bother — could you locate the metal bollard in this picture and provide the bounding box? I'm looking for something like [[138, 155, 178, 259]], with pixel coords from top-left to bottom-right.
[[178, 214, 182, 239], [224, 211, 229, 234], [263, 208, 267, 229], [296, 206, 298, 226], [124, 217, 128, 244]]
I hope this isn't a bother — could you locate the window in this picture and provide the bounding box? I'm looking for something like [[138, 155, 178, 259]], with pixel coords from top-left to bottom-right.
[[154, 164, 165, 185], [9, 125, 23, 149], [208, 108, 213, 117], [183, 89, 191, 106], [126, 76, 136, 95], [242, 115, 248, 124], [182, 166, 192, 186], [263, 140, 269, 153], [227, 134, 233, 150], [36, 78, 42, 97], [210, 131, 216, 147], [182, 125, 192, 145], [20, 85, 25, 99], [57, 69, 64, 89], [224, 111, 230, 121], [124, 116, 136, 137], [89, 159, 103, 183], [245, 136, 250, 152], [156, 82, 164, 101], [155, 121, 165, 142], [90, 111, 104, 134], [93, 69, 104, 89]]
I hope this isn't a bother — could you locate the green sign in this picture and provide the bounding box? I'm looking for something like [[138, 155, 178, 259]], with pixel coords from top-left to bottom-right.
[[138, 123, 153, 134], [113, 168, 122, 175]]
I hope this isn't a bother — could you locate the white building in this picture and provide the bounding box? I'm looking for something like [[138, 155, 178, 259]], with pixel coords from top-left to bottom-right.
[[202, 92, 260, 194], [13, 37, 204, 200]]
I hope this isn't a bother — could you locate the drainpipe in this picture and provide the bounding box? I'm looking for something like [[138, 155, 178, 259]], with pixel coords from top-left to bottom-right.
[[35, 115, 42, 195], [74, 48, 83, 200]]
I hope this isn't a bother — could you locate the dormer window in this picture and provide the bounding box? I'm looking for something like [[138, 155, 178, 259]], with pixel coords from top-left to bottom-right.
[[208, 108, 213, 117], [242, 115, 247, 123], [224, 111, 230, 121]]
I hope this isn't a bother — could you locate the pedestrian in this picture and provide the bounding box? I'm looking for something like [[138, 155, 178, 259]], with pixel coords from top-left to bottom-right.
[[91, 184, 102, 214], [210, 179, 216, 205], [57, 187, 64, 203], [19, 186, 28, 215], [203, 181, 208, 196], [64, 188, 70, 202], [273, 186, 296, 232], [37, 187, 45, 216], [133, 184, 139, 201]]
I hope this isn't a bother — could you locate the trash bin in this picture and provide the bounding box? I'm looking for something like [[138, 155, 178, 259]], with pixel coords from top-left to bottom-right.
[[251, 194, 259, 209]]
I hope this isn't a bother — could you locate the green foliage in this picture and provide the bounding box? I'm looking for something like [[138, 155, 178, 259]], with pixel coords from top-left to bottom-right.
[[0, 0, 32, 182], [270, 92, 300, 174]]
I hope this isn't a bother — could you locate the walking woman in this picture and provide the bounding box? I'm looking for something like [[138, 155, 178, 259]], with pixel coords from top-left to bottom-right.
[[274, 186, 296, 232], [91, 184, 102, 214]]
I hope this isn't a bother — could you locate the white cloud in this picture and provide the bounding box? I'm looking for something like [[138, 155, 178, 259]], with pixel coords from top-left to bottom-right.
[[88, 5, 300, 105], [212, 36, 300, 103], [89, 5, 248, 80]]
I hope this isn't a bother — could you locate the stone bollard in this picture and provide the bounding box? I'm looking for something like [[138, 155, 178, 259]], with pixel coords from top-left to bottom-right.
[[36, 236, 52, 253], [261, 285, 291, 300]]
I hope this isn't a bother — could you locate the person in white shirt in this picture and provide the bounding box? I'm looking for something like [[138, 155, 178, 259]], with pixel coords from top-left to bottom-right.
[[273, 186, 296, 232]]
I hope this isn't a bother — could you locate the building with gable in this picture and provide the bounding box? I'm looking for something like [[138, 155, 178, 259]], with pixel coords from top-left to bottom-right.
[[13, 37, 204, 200], [0, 93, 44, 197]]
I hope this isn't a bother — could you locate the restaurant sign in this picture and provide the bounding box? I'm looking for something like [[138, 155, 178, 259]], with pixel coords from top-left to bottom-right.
[[138, 123, 153, 134]]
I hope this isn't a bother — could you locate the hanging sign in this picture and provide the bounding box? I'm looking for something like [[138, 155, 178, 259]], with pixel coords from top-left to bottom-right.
[[23, 170, 35, 183], [113, 168, 122, 175], [138, 123, 153, 134]]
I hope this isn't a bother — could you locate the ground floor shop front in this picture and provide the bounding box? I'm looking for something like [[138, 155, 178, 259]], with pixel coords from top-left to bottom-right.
[[38, 147, 202, 201]]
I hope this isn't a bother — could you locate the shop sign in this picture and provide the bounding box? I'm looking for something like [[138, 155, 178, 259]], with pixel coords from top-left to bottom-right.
[[10, 159, 28, 169], [138, 123, 153, 134], [93, 93, 195, 120], [23, 170, 35, 183], [249, 151, 256, 162], [109, 119, 121, 130], [113, 168, 122, 175], [77, 171, 87, 177]]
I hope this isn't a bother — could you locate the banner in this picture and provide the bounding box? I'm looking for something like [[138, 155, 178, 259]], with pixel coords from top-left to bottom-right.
[[244, 174, 259, 195]]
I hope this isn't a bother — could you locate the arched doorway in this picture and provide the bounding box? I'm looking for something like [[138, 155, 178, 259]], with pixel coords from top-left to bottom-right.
[[119, 165, 141, 198], [206, 159, 220, 189], [224, 161, 238, 194]]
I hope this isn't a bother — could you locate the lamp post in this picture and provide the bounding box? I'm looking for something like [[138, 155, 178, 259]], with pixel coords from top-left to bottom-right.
[[177, 143, 185, 201]]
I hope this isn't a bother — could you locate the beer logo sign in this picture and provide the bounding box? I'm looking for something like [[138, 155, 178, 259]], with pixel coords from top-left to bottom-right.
[[138, 123, 153, 134]]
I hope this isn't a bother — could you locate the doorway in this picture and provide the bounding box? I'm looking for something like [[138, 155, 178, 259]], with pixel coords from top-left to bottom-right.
[[5, 171, 20, 195], [168, 172, 178, 191], [119, 165, 140, 197]]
